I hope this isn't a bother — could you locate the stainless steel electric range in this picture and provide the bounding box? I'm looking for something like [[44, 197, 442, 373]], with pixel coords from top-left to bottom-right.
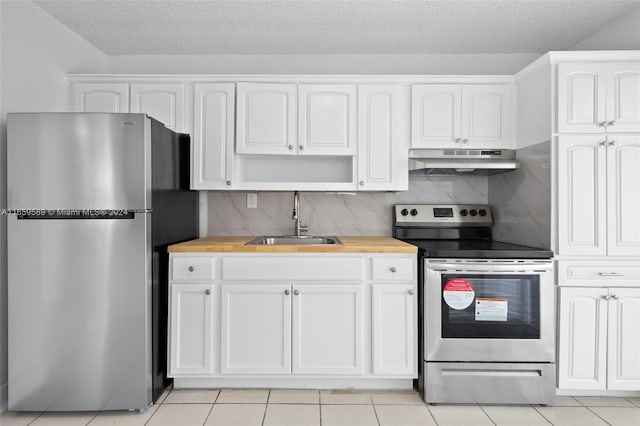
[[394, 204, 556, 405]]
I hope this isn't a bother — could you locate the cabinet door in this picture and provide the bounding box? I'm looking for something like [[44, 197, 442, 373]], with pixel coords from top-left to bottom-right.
[[357, 85, 408, 191], [298, 84, 357, 155], [606, 135, 640, 256], [372, 284, 417, 376], [236, 83, 297, 155], [557, 63, 607, 133], [557, 135, 608, 256], [411, 84, 461, 148], [169, 284, 214, 376], [558, 287, 608, 390], [292, 285, 363, 375], [607, 63, 640, 133], [130, 83, 185, 131], [460, 84, 512, 148], [607, 287, 640, 391], [220, 284, 292, 374], [73, 83, 129, 113], [192, 83, 235, 190]]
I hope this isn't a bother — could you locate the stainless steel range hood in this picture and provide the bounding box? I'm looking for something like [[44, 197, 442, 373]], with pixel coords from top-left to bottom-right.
[[409, 149, 519, 176]]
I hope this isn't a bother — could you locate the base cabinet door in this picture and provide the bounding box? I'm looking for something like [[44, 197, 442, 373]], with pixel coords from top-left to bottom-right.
[[558, 287, 608, 390], [220, 284, 292, 374], [372, 284, 417, 375], [292, 285, 363, 375], [169, 284, 214, 376], [607, 287, 640, 390]]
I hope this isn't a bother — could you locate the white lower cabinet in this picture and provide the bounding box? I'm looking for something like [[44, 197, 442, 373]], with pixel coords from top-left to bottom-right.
[[372, 284, 417, 375], [220, 284, 292, 374], [292, 285, 363, 375], [168, 253, 417, 384], [169, 284, 214, 375], [558, 286, 640, 391]]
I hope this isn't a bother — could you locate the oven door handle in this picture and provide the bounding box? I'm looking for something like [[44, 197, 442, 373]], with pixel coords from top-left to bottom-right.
[[427, 263, 552, 273]]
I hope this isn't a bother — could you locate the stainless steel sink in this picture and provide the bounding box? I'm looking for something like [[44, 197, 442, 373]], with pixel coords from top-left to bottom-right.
[[246, 236, 343, 245]]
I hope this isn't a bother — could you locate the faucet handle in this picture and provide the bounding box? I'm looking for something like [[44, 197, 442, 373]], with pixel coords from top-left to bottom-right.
[[299, 224, 309, 234]]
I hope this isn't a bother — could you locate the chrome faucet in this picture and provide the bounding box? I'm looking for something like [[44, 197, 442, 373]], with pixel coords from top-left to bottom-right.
[[292, 191, 309, 237]]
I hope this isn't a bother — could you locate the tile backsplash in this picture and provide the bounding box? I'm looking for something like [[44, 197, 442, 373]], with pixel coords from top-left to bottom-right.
[[207, 175, 488, 236]]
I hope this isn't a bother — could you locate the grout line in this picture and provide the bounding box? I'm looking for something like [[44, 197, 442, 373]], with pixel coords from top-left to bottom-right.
[[201, 403, 215, 426], [478, 405, 497, 426], [424, 404, 440, 426], [371, 403, 382, 426], [26, 411, 45, 426], [585, 406, 613, 426], [261, 391, 269, 426]]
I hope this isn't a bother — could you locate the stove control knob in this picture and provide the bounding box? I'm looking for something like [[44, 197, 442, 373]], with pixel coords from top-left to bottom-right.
[[400, 209, 409, 216], [479, 209, 487, 217], [410, 209, 418, 216], [460, 209, 468, 217], [469, 209, 478, 217]]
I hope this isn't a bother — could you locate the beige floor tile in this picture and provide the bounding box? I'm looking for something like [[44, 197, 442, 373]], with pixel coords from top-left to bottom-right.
[[29, 411, 98, 425], [481, 405, 551, 426], [216, 389, 269, 404], [428, 405, 494, 426], [375, 404, 436, 426], [320, 390, 372, 404], [0, 411, 43, 426], [146, 404, 212, 426], [627, 396, 640, 407], [371, 390, 425, 405], [535, 406, 608, 426], [590, 407, 640, 426], [88, 405, 159, 425], [164, 389, 220, 404], [263, 404, 320, 426], [575, 396, 636, 407], [268, 389, 319, 404], [551, 396, 583, 406], [205, 404, 266, 426], [321, 404, 378, 426]]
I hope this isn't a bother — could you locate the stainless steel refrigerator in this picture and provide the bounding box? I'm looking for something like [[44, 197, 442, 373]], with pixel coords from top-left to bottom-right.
[[7, 113, 198, 411]]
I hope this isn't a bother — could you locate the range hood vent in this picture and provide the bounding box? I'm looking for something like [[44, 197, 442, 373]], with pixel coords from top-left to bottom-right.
[[409, 149, 519, 176]]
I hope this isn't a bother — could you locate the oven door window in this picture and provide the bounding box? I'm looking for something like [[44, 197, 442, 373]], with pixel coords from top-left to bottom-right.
[[441, 274, 540, 339]]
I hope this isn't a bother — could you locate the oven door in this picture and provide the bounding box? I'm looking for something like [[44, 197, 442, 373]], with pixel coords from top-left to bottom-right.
[[424, 259, 554, 362]]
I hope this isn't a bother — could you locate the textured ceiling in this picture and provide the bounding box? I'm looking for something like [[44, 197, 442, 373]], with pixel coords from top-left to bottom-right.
[[33, 0, 640, 55]]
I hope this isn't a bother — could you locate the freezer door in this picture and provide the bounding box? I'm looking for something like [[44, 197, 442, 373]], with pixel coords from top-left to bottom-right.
[[7, 113, 150, 210], [7, 214, 152, 411]]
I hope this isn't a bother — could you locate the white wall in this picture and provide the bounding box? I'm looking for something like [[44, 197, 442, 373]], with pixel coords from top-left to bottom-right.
[[107, 53, 539, 75], [0, 0, 108, 411], [572, 5, 640, 50]]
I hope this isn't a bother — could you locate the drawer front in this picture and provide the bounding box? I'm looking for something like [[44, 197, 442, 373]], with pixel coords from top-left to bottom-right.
[[372, 257, 415, 281], [557, 260, 640, 287], [222, 257, 365, 281], [172, 257, 215, 281]]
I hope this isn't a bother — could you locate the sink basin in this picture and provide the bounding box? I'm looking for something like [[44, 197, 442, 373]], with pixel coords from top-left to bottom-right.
[[246, 236, 343, 246]]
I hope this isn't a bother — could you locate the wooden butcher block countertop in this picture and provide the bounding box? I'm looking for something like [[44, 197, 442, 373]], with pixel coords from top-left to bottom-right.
[[168, 236, 417, 254]]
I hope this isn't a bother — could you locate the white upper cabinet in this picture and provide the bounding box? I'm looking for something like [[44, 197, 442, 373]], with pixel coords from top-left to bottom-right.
[[558, 134, 640, 257], [357, 85, 409, 191], [461, 85, 511, 147], [558, 62, 640, 133], [130, 83, 185, 131], [298, 85, 357, 155], [73, 83, 129, 113], [236, 83, 297, 155], [192, 83, 235, 190], [411, 84, 512, 149]]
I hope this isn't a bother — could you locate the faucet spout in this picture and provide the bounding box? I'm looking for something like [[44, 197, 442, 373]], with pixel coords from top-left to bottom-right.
[[291, 191, 308, 236]]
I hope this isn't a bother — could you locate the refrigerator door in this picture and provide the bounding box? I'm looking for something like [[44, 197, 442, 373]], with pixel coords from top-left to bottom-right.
[[8, 213, 152, 411], [7, 113, 151, 210]]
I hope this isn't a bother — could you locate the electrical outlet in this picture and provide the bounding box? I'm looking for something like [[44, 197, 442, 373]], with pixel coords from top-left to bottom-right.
[[246, 193, 258, 209]]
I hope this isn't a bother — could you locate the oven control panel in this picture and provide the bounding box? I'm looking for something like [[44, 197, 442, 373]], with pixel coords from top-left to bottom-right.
[[394, 204, 492, 226]]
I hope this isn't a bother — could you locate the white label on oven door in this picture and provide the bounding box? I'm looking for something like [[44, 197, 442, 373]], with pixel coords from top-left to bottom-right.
[[475, 298, 508, 321], [443, 278, 475, 310]]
